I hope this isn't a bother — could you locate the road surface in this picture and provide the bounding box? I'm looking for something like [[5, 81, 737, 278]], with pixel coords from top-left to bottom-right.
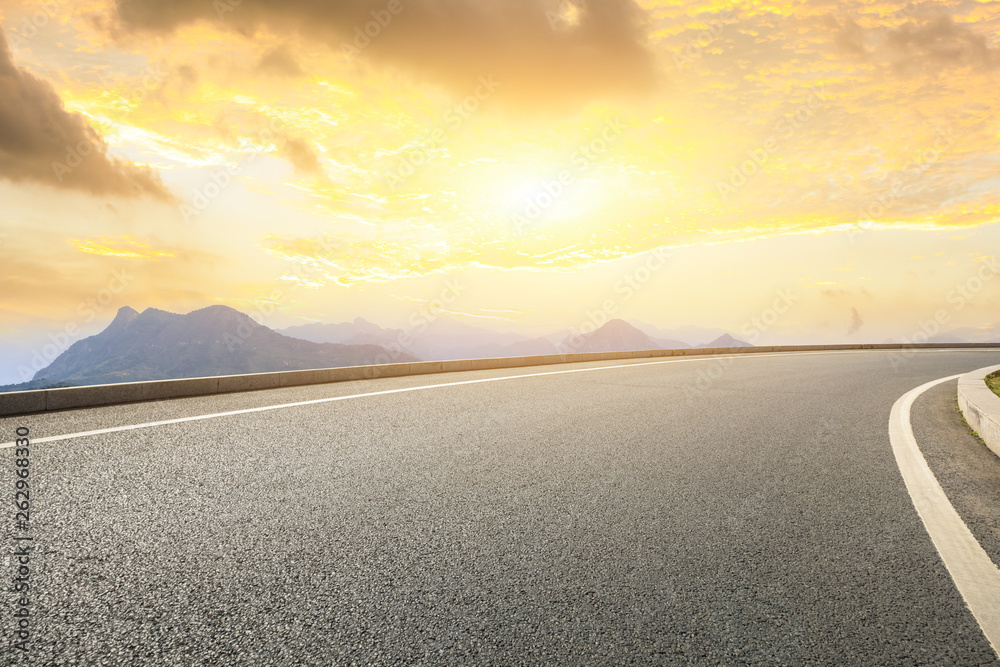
[[3, 349, 1000, 665]]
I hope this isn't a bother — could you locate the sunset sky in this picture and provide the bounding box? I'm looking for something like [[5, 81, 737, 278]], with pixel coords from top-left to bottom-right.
[[1, 0, 1000, 383]]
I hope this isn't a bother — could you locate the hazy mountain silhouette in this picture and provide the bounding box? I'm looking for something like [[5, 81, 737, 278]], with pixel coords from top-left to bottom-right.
[[560, 319, 665, 353], [927, 323, 1000, 344], [280, 317, 403, 346], [405, 317, 530, 359], [3, 306, 415, 391], [279, 316, 741, 360], [499, 337, 561, 356], [468, 336, 560, 358], [282, 316, 533, 361], [697, 333, 753, 348], [631, 320, 722, 347]]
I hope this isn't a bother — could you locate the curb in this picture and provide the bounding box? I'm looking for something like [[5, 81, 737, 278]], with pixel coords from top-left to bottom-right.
[[958, 364, 1000, 460], [3, 342, 999, 417]]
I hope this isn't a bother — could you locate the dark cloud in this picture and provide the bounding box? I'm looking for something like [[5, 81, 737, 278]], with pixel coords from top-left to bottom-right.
[[846, 307, 863, 336], [176, 64, 198, 84], [0, 28, 172, 199], [884, 15, 997, 70], [209, 103, 322, 174], [257, 44, 303, 77], [832, 18, 866, 56], [110, 0, 656, 108], [280, 136, 321, 174], [831, 13, 998, 71]]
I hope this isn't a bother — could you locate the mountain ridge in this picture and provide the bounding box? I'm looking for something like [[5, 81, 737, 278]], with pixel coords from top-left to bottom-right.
[[3, 308, 756, 393], [2, 305, 416, 392]]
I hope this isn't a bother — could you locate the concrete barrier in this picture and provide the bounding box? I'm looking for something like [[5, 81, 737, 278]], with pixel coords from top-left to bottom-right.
[[217, 372, 281, 393], [958, 364, 1000, 460], [45, 377, 221, 412], [2, 344, 999, 417], [441, 359, 473, 373], [371, 363, 410, 378]]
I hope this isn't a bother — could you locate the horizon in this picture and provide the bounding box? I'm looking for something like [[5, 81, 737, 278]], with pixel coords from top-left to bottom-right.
[[6, 299, 993, 388], [2, 0, 1000, 384]]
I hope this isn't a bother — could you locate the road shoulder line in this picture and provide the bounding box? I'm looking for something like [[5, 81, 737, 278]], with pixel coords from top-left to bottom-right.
[[890, 374, 1000, 657]]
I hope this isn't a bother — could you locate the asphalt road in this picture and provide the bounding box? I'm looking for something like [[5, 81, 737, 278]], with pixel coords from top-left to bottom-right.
[[3, 349, 1000, 665]]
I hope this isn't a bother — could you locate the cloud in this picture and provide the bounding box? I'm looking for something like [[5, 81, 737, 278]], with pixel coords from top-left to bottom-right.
[[175, 64, 198, 85], [846, 306, 863, 336], [831, 14, 998, 71], [884, 15, 997, 70], [0, 28, 172, 200], [832, 18, 866, 56], [109, 0, 657, 108], [280, 136, 321, 175], [69, 235, 175, 259], [256, 44, 303, 77]]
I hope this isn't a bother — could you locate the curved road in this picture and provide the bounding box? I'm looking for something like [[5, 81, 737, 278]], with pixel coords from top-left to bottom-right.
[[3, 349, 1000, 665]]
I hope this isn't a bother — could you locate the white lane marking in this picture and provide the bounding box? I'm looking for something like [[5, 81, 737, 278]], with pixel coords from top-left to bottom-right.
[[1, 349, 853, 448], [890, 374, 1000, 657]]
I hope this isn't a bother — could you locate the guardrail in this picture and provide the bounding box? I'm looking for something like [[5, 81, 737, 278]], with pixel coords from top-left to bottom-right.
[[2, 342, 999, 417], [957, 364, 1000, 460]]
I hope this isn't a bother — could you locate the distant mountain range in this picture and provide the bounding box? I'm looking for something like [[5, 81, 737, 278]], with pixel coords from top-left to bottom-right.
[[279, 317, 750, 360], [561, 318, 669, 353], [281, 316, 544, 360], [927, 323, 1000, 344], [1, 305, 416, 392], [1, 307, 753, 393]]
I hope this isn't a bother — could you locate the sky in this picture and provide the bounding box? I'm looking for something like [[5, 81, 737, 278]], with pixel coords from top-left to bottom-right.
[[1, 0, 999, 383]]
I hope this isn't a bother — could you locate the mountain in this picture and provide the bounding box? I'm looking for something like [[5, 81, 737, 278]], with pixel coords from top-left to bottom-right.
[[405, 316, 530, 360], [697, 333, 753, 348], [470, 336, 561, 358], [499, 337, 560, 356], [927, 323, 1000, 344], [283, 315, 533, 361], [631, 320, 723, 347], [2, 305, 416, 391], [559, 319, 665, 354], [277, 314, 748, 362], [279, 317, 403, 346]]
